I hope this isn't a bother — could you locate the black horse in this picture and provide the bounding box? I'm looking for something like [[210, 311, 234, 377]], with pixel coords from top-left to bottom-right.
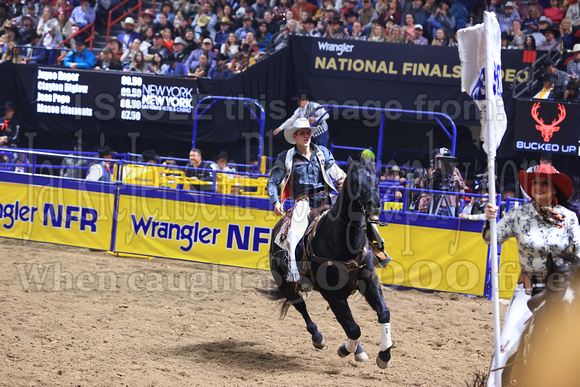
[[261, 158, 392, 368], [500, 250, 580, 386]]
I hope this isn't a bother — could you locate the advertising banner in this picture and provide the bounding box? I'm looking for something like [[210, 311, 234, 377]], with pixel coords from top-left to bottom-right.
[[309, 38, 529, 86], [114, 192, 276, 270], [0, 181, 115, 250], [514, 99, 580, 156], [377, 223, 489, 296]]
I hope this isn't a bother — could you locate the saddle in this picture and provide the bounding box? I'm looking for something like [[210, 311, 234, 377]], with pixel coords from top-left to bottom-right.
[[300, 208, 368, 294], [273, 204, 333, 250]]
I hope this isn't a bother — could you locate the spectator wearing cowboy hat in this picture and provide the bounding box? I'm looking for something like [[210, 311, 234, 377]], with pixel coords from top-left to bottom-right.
[[141, 150, 160, 164], [2, 23, 20, 45], [172, 36, 187, 62], [137, 9, 156, 34], [484, 164, 580, 384], [18, 13, 35, 44], [533, 73, 563, 100], [543, 59, 569, 89], [24, 31, 45, 63], [118, 17, 140, 50], [86, 146, 115, 182], [537, 25, 560, 51], [303, 17, 321, 37], [343, 8, 358, 35], [324, 16, 346, 38], [215, 16, 234, 50], [273, 90, 331, 148], [63, 37, 96, 68], [566, 44, 580, 78], [529, 15, 551, 46], [39, 18, 63, 51], [162, 53, 188, 76], [208, 53, 233, 80]]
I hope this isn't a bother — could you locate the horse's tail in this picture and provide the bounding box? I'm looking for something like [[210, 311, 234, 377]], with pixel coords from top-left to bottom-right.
[[254, 286, 293, 319]]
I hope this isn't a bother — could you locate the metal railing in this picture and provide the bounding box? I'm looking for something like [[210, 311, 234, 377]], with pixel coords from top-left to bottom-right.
[[314, 104, 457, 176], [106, 0, 143, 42], [192, 96, 266, 174]]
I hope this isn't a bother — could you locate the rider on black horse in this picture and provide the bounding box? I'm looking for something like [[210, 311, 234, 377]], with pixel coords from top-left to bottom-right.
[[266, 118, 391, 283]]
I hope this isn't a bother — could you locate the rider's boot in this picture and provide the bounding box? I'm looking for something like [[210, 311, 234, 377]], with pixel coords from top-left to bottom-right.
[[367, 222, 392, 268], [371, 243, 392, 268]]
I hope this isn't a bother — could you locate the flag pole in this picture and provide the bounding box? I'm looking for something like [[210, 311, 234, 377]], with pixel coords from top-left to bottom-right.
[[483, 15, 502, 386], [486, 145, 502, 387], [458, 12, 507, 385]]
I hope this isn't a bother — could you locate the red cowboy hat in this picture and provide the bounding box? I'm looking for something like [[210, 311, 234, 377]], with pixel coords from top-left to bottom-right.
[[519, 164, 573, 200], [141, 8, 156, 17]]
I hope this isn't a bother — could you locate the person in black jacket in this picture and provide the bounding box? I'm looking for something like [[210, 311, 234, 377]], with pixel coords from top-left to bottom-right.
[[185, 148, 217, 191], [532, 73, 563, 100]]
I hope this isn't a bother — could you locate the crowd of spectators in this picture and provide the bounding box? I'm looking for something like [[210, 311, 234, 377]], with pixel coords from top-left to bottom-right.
[[2, 0, 580, 81]]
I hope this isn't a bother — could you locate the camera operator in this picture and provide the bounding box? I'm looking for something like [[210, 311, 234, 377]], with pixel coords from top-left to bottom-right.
[[414, 148, 464, 216]]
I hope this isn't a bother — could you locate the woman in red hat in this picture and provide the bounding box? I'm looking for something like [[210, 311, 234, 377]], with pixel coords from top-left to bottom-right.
[[483, 164, 580, 384]]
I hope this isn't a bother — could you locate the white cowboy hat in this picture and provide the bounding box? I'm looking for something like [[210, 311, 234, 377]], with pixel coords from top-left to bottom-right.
[[44, 19, 57, 32], [284, 118, 311, 144], [121, 17, 135, 27], [572, 43, 580, 53]]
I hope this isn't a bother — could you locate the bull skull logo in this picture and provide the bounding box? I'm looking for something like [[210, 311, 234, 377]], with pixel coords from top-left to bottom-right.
[[531, 102, 566, 142]]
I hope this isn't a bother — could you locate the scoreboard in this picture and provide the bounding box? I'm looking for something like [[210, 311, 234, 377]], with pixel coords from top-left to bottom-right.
[[35, 67, 197, 124]]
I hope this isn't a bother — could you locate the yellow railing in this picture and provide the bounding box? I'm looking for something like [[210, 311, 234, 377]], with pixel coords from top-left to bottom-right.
[[114, 163, 268, 197]]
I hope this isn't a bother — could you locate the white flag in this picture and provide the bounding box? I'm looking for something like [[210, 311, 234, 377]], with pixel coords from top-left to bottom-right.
[[458, 12, 507, 155]]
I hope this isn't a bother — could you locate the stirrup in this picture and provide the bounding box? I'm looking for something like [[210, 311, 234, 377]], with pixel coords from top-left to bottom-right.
[[371, 243, 392, 268]]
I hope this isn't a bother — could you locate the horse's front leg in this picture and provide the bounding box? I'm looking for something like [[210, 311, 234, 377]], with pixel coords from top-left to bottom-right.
[[358, 267, 392, 368], [321, 292, 369, 362]]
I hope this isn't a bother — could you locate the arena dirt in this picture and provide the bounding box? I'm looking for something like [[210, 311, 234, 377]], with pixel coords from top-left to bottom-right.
[[0, 238, 505, 386]]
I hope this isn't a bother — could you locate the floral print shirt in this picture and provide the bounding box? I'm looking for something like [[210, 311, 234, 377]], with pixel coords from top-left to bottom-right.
[[483, 202, 580, 282]]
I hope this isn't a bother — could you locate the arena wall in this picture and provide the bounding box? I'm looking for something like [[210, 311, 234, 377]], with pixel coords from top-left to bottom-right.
[[0, 171, 520, 298]]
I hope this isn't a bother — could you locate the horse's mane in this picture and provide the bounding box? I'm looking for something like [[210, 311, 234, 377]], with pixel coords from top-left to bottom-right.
[[344, 156, 377, 178]]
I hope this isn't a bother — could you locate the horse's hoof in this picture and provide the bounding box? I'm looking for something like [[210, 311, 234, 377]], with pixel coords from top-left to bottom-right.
[[337, 344, 351, 358], [354, 350, 369, 362], [312, 337, 326, 349], [376, 348, 391, 369], [354, 343, 369, 362], [376, 357, 391, 369]]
